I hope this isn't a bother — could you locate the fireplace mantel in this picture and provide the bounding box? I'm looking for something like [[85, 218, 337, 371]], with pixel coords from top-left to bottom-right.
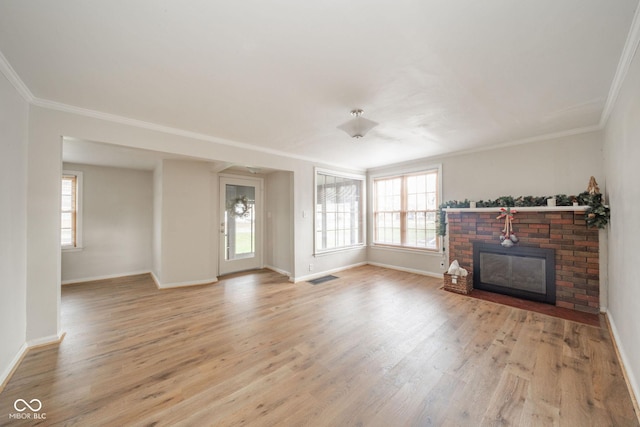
[[444, 206, 589, 213]]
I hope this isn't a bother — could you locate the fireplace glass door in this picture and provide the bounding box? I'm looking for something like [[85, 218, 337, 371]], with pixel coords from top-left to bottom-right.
[[479, 253, 546, 294], [473, 242, 556, 304]]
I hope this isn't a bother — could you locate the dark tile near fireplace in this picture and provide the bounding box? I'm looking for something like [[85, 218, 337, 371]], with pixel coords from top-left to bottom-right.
[[466, 288, 601, 327]]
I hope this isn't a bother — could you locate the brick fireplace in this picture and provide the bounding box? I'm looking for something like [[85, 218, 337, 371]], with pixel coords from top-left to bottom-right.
[[445, 208, 600, 314]]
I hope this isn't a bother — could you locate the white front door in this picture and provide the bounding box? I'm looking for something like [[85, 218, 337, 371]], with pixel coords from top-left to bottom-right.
[[219, 175, 263, 276]]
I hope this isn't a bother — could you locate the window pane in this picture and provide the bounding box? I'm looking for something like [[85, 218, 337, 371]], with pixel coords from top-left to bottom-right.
[[408, 194, 417, 211], [425, 229, 437, 249], [427, 193, 437, 210], [427, 173, 437, 191], [392, 195, 401, 210], [61, 212, 73, 228], [417, 193, 426, 210], [316, 171, 364, 251], [224, 184, 256, 260], [61, 229, 73, 246], [376, 183, 385, 210], [61, 174, 78, 247], [326, 213, 336, 230], [382, 196, 390, 211], [407, 176, 416, 194], [417, 174, 426, 193], [373, 170, 439, 250], [61, 195, 73, 211]]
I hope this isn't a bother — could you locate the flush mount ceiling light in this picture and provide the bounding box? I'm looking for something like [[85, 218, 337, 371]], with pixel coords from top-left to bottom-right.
[[337, 109, 378, 139]]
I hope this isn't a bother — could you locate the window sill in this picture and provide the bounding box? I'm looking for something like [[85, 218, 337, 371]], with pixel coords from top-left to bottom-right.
[[62, 246, 83, 253], [369, 244, 441, 256], [314, 244, 366, 257]]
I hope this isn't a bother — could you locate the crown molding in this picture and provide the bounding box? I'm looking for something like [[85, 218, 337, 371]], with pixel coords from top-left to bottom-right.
[[30, 97, 360, 171], [0, 50, 34, 103], [475, 124, 603, 152], [30, 95, 604, 173], [411, 124, 603, 166], [600, 2, 640, 127]]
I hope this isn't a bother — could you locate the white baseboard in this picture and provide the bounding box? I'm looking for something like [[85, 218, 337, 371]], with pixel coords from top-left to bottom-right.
[[606, 312, 640, 417], [293, 262, 368, 283], [62, 270, 151, 285], [1, 332, 65, 392], [151, 271, 218, 289], [367, 261, 444, 279], [264, 265, 292, 279], [27, 332, 65, 348], [0, 342, 28, 392]]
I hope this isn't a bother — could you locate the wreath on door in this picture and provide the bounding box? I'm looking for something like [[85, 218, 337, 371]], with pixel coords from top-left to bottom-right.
[[227, 196, 251, 218]]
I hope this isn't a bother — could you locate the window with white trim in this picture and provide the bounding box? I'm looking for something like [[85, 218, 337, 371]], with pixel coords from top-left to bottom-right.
[[315, 169, 365, 253], [61, 171, 82, 249], [373, 169, 439, 250]]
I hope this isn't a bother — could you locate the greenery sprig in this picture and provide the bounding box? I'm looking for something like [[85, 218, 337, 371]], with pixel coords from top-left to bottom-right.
[[577, 192, 610, 229], [437, 192, 610, 236]]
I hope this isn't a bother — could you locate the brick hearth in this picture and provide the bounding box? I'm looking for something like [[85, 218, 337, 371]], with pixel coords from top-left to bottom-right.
[[445, 209, 599, 314]]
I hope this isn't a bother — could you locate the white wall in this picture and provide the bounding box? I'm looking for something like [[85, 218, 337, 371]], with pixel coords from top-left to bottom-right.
[[368, 131, 604, 276], [0, 73, 28, 386], [154, 159, 215, 286], [152, 162, 163, 280], [61, 163, 153, 283], [265, 171, 294, 276], [26, 107, 62, 342], [442, 131, 603, 201], [603, 45, 640, 403]]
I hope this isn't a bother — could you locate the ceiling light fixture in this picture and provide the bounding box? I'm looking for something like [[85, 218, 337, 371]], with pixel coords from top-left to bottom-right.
[[337, 109, 378, 139]]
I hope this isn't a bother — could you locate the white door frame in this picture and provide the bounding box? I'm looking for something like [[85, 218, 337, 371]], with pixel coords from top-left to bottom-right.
[[218, 174, 264, 276]]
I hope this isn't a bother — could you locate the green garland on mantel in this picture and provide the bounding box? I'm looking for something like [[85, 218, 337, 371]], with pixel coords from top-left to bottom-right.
[[437, 192, 610, 236]]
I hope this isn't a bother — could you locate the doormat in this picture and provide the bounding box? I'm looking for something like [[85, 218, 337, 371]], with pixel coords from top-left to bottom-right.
[[308, 275, 338, 285]]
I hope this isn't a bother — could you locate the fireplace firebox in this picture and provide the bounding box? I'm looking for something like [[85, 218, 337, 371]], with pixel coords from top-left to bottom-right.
[[473, 242, 556, 304]]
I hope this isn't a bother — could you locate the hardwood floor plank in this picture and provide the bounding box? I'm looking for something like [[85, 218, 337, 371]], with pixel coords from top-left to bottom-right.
[[0, 265, 637, 426], [517, 315, 564, 424], [411, 372, 468, 426], [480, 372, 529, 426], [584, 325, 639, 425]]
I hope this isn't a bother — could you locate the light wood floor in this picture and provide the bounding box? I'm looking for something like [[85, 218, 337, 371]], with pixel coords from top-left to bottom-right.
[[0, 266, 637, 426]]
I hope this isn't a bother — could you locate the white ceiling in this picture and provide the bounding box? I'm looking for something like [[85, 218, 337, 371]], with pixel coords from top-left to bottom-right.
[[1, 0, 638, 170]]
